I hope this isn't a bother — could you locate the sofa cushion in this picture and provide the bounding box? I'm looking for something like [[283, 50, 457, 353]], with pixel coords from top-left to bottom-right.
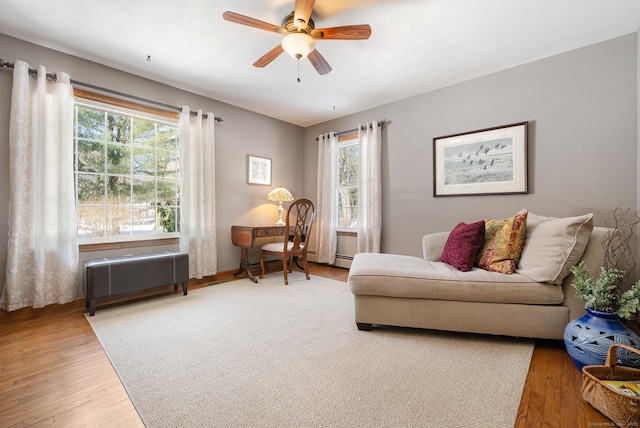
[[349, 253, 564, 305], [517, 212, 594, 285], [441, 220, 485, 272], [476, 209, 528, 274]]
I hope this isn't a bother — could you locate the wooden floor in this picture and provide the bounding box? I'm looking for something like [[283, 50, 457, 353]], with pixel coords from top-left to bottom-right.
[[0, 264, 611, 427]]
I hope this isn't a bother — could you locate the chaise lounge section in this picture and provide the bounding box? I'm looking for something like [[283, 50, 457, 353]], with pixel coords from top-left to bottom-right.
[[349, 213, 605, 340]]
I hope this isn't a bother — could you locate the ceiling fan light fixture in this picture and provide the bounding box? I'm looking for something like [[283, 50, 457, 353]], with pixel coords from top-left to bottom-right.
[[281, 33, 315, 59]]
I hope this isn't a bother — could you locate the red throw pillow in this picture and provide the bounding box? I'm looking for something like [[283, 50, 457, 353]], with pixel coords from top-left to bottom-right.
[[441, 220, 486, 272]]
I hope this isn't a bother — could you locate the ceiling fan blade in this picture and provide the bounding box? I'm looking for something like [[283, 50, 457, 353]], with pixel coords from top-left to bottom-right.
[[222, 11, 286, 34], [253, 45, 285, 68], [308, 49, 332, 75], [311, 24, 372, 40], [294, 0, 315, 29]]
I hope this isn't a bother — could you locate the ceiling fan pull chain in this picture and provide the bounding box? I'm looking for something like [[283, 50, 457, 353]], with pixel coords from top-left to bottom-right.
[[297, 54, 301, 83]]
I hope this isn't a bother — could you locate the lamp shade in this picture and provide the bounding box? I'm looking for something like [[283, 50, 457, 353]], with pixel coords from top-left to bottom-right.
[[281, 33, 315, 59], [267, 187, 294, 203]]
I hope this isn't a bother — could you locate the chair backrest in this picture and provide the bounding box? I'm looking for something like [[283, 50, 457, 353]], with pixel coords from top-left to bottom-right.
[[285, 199, 316, 253]]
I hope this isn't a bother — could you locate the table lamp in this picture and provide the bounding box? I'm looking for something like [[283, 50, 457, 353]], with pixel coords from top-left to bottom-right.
[[267, 187, 294, 225]]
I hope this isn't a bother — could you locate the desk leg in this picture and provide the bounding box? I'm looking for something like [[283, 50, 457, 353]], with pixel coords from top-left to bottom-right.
[[233, 248, 258, 283]]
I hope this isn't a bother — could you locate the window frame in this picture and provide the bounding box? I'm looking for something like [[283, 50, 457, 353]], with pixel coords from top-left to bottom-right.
[[335, 133, 358, 232], [73, 89, 181, 249]]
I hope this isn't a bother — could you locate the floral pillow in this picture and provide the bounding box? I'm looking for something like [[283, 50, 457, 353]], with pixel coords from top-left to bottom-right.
[[476, 209, 528, 274], [441, 220, 486, 272]]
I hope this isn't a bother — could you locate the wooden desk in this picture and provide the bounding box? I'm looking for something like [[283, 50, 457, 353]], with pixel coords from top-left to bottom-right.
[[231, 225, 286, 282]]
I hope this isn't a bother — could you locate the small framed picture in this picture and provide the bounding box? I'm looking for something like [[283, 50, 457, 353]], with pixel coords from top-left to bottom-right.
[[433, 122, 528, 196], [247, 155, 272, 185]]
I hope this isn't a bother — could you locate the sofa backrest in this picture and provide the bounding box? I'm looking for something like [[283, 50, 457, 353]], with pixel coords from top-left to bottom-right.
[[560, 226, 608, 321], [423, 223, 608, 321]]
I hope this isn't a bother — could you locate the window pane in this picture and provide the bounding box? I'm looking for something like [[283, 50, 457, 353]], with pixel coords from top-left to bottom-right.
[[132, 119, 156, 145], [132, 206, 157, 235], [77, 206, 106, 238], [337, 187, 357, 228], [338, 146, 349, 186], [337, 207, 358, 229], [107, 113, 131, 143], [77, 140, 105, 173], [337, 207, 345, 228], [107, 205, 131, 236], [132, 176, 155, 205], [157, 149, 180, 178], [346, 145, 358, 186], [156, 204, 179, 233], [338, 144, 358, 186], [106, 143, 131, 175], [77, 173, 105, 204], [77, 107, 105, 140], [157, 124, 179, 151], [106, 175, 131, 203], [132, 146, 155, 175], [157, 178, 178, 203]]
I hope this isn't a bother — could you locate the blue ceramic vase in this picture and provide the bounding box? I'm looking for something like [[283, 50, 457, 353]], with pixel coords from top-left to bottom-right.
[[564, 308, 640, 371]]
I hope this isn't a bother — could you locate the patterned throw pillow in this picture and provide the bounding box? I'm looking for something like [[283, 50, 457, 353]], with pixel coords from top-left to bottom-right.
[[476, 210, 528, 274], [441, 220, 486, 272]]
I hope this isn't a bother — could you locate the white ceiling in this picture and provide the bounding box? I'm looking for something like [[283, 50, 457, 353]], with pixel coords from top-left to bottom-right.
[[1, 0, 640, 127]]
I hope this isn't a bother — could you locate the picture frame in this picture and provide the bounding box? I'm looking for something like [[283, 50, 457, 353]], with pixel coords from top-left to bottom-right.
[[433, 122, 528, 197], [246, 155, 272, 185]]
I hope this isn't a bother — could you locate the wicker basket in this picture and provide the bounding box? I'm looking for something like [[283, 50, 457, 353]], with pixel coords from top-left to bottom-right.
[[582, 344, 640, 425]]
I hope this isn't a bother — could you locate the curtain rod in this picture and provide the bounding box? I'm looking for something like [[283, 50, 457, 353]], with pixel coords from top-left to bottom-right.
[[315, 121, 385, 141], [0, 58, 223, 122]]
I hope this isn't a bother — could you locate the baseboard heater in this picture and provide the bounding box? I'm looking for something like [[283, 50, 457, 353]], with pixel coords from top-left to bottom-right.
[[84, 251, 189, 316], [334, 254, 354, 269], [307, 250, 354, 268]]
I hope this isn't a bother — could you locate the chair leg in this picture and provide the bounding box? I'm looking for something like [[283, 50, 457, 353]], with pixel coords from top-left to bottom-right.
[[303, 256, 310, 280], [288, 257, 293, 273], [283, 257, 289, 285], [259, 252, 266, 279]]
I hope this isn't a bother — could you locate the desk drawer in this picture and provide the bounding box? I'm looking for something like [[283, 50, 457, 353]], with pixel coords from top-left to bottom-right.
[[231, 228, 253, 247], [255, 228, 284, 237]]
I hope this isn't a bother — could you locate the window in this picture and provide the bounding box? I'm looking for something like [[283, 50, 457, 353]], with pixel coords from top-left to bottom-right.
[[74, 91, 180, 241], [336, 136, 358, 229]]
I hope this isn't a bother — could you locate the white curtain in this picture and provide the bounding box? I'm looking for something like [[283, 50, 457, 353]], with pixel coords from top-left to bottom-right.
[[1, 61, 79, 311], [357, 121, 382, 253], [316, 132, 338, 264], [179, 106, 217, 279]]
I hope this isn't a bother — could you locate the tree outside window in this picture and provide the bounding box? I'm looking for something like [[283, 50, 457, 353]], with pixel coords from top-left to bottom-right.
[[74, 99, 180, 239], [337, 140, 358, 228]]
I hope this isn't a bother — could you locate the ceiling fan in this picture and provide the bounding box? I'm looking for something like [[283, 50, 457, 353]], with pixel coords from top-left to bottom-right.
[[222, 0, 371, 76]]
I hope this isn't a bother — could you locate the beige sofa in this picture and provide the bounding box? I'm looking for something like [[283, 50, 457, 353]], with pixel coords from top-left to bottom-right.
[[348, 214, 606, 340]]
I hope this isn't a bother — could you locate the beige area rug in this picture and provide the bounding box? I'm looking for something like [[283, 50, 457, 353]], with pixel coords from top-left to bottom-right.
[[86, 271, 534, 428]]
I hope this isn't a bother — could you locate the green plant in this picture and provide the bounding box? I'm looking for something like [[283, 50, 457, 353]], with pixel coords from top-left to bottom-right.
[[155, 200, 179, 233], [570, 261, 640, 319], [570, 204, 640, 320]]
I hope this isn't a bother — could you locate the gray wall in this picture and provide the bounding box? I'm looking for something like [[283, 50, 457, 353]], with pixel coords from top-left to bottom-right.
[[0, 33, 304, 285], [1, 32, 638, 292], [304, 34, 638, 258]]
